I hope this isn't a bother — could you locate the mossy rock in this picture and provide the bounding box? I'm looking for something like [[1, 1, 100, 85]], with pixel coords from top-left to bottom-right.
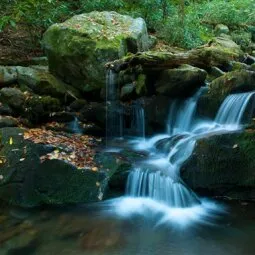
[[0, 127, 107, 207], [24, 95, 61, 124], [155, 64, 207, 97], [181, 131, 255, 201], [16, 66, 80, 102], [43, 11, 149, 95]]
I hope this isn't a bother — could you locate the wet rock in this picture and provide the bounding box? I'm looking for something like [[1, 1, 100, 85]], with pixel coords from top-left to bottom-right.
[[155, 65, 207, 97], [181, 131, 255, 200], [0, 104, 13, 116], [144, 96, 170, 134], [43, 11, 149, 95], [120, 83, 136, 100]]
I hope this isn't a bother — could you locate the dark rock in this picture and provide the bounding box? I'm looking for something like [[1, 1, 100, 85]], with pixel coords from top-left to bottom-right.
[[24, 95, 61, 124], [0, 127, 107, 207], [0, 116, 18, 128], [0, 88, 25, 112], [155, 65, 207, 97], [69, 99, 87, 112], [144, 96, 170, 134], [181, 131, 255, 201], [49, 112, 75, 123]]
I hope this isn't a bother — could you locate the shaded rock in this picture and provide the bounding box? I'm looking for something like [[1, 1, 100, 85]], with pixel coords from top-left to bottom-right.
[[144, 96, 170, 134], [80, 102, 106, 127], [0, 104, 13, 116], [49, 112, 75, 123], [24, 95, 61, 124], [68, 99, 87, 112], [43, 11, 149, 95], [0, 88, 25, 111], [0, 127, 108, 207], [155, 65, 207, 97], [0, 66, 18, 85], [214, 24, 229, 36], [181, 131, 255, 200], [0, 116, 18, 128], [120, 83, 136, 100], [210, 66, 225, 79]]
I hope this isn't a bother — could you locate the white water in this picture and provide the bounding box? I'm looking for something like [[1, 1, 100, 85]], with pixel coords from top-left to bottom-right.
[[126, 91, 255, 208]]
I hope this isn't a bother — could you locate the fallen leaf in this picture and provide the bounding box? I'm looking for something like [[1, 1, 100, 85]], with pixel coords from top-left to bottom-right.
[[9, 137, 13, 145]]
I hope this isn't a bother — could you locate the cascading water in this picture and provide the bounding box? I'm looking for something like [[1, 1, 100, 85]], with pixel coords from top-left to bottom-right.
[[215, 92, 255, 126], [106, 70, 124, 139], [126, 90, 255, 208], [106, 70, 145, 140]]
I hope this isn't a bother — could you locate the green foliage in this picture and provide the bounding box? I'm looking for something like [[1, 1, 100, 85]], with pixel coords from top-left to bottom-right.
[[0, 0, 254, 49]]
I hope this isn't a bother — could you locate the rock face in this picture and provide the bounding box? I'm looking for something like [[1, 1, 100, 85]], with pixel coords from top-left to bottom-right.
[[155, 65, 207, 97], [181, 131, 255, 200], [43, 11, 149, 95], [0, 128, 107, 207]]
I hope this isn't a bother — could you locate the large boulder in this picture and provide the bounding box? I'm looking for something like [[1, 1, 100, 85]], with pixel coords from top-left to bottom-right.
[[0, 128, 108, 207], [155, 64, 207, 97], [198, 70, 255, 119], [43, 11, 150, 95], [181, 131, 255, 200]]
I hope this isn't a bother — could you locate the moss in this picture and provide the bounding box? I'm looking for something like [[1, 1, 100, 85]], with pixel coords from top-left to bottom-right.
[[135, 74, 147, 95], [24, 96, 61, 124]]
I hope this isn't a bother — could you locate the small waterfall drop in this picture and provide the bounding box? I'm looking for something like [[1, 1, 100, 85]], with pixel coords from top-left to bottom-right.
[[106, 70, 145, 140], [167, 87, 206, 135], [126, 90, 255, 208], [215, 92, 255, 126], [106, 70, 124, 139]]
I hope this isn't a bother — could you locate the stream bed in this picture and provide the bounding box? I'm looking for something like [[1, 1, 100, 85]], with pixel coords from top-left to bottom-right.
[[0, 200, 255, 255]]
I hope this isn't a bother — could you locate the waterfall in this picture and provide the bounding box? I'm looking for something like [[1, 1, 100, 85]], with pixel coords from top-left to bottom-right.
[[106, 70, 145, 139], [126, 90, 255, 208], [106, 70, 123, 139], [167, 87, 206, 135], [215, 92, 255, 126]]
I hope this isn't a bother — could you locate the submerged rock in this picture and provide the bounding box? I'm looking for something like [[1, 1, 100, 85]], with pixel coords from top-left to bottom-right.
[[155, 64, 207, 97], [181, 131, 255, 201], [43, 11, 149, 95]]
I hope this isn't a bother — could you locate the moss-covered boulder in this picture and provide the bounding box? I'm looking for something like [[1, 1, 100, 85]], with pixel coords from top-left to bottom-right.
[[198, 70, 255, 119], [0, 128, 107, 207], [155, 65, 207, 97], [181, 131, 255, 200], [43, 11, 149, 95], [16, 66, 80, 101]]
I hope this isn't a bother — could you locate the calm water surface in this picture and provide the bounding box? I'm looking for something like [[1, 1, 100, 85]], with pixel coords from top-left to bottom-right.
[[0, 198, 255, 255]]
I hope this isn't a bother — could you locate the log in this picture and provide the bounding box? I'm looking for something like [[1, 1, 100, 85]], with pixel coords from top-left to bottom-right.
[[106, 37, 244, 72]]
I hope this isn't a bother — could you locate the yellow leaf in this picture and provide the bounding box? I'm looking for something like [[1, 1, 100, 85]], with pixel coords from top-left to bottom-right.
[[0, 160, 2, 164], [92, 167, 98, 172], [9, 137, 13, 145]]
